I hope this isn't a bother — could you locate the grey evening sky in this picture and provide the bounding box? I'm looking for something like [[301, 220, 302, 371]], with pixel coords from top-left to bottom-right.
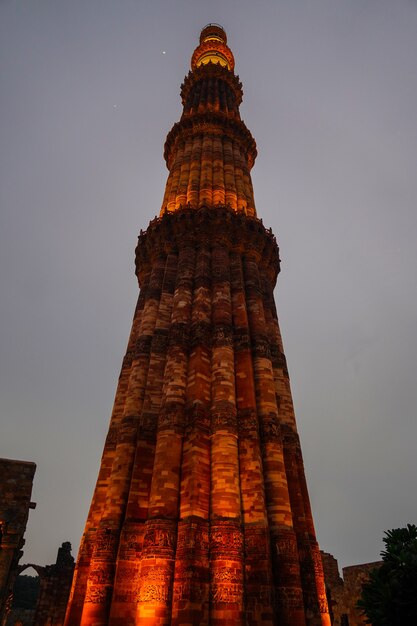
[[1, 0, 416, 573]]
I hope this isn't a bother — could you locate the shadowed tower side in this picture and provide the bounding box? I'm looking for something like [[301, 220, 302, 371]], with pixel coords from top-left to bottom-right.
[[64, 24, 331, 626]]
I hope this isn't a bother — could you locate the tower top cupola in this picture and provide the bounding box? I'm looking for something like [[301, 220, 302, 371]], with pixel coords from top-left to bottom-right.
[[191, 23, 235, 71], [199, 23, 227, 44]]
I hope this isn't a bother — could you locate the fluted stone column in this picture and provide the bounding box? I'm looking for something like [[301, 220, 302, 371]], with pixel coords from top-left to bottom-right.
[[209, 246, 244, 626], [230, 253, 274, 625], [171, 245, 212, 626], [108, 253, 178, 626]]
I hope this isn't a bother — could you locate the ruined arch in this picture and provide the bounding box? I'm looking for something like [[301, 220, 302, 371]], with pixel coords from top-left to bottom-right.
[[6, 544, 74, 626]]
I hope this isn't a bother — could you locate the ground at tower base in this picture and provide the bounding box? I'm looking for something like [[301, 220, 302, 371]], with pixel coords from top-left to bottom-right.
[[64, 25, 331, 626]]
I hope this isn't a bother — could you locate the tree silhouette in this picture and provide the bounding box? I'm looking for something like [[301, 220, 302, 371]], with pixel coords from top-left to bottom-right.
[[358, 524, 417, 625]]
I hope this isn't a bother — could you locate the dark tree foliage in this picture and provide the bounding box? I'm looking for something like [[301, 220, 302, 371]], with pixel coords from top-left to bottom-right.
[[12, 574, 40, 609], [358, 524, 417, 625]]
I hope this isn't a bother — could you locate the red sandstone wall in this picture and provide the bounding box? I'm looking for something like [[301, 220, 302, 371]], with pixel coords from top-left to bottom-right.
[[0, 459, 36, 626]]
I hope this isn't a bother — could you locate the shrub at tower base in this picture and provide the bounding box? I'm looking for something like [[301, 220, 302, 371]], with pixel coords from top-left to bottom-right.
[[357, 524, 417, 626]]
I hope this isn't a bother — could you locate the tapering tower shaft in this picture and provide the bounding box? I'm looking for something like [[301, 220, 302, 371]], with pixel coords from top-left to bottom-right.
[[65, 24, 330, 626], [162, 25, 256, 217]]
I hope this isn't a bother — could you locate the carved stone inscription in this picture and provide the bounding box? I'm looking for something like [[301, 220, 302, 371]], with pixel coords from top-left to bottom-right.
[[92, 528, 118, 560], [185, 403, 210, 432], [212, 324, 233, 347], [211, 403, 238, 434], [275, 586, 304, 611], [210, 565, 243, 606], [118, 525, 144, 559], [85, 564, 113, 605], [237, 408, 258, 436], [157, 405, 184, 432], [137, 565, 172, 604], [260, 415, 281, 442], [173, 564, 207, 603], [84, 585, 112, 606], [143, 520, 176, 556], [113, 565, 140, 604], [211, 582, 243, 604], [275, 534, 298, 560], [210, 521, 243, 556], [176, 520, 209, 556], [244, 526, 269, 558]]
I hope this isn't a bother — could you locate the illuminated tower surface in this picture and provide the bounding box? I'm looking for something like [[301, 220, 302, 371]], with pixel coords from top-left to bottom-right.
[[65, 25, 331, 626]]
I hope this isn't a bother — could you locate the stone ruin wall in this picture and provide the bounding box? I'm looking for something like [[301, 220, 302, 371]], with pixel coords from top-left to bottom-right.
[[0, 458, 36, 626], [321, 551, 382, 626]]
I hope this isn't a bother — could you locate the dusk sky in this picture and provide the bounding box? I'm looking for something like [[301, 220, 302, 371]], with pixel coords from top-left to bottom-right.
[[1, 0, 416, 574]]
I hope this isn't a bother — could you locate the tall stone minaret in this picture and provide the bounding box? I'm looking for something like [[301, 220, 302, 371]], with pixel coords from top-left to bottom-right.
[[65, 24, 331, 626]]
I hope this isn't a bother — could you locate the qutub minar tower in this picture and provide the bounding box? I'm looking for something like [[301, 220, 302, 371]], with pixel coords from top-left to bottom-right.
[[65, 25, 330, 626]]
